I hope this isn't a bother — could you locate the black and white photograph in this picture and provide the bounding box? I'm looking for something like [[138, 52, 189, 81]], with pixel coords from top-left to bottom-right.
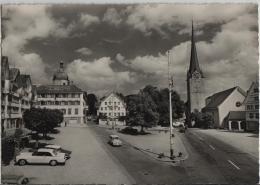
[[0, 2, 259, 184]]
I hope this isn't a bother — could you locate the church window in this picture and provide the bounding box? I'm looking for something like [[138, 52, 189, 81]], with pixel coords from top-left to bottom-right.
[[254, 88, 259, 93], [249, 113, 254, 119], [255, 105, 259, 110], [105, 102, 107, 105], [256, 113, 259, 119], [68, 108, 71, 115], [75, 108, 78, 115], [71, 94, 75, 98], [101, 107, 103, 111]]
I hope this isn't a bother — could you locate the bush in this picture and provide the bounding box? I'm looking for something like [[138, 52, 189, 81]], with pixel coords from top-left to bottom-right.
[[1, 137, 15, 165], [50, 129, 60, 134]]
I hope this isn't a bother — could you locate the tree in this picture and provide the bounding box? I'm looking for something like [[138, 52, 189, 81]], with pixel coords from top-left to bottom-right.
[[87, 94, 98, 115], [192, 111, 213, 129], [23, 108, 63, 144]]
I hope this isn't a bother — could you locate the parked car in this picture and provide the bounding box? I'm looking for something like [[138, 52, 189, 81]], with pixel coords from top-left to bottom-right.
[[44, 144, 71, 159], [120, 126, 139, 135], [2, 174, 29, 185], [108, 135, 122, 147], [15, 148, 66, 166]]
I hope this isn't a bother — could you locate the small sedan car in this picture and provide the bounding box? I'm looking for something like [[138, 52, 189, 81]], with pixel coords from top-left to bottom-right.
[[2, 174, 29, 184], [44, 144, 71, 159], [108, 135, 122, 147], [15, 148, 66, 166]]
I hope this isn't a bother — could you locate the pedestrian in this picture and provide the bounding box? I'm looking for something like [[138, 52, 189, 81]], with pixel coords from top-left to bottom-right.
[[65, 121, 67, 127]]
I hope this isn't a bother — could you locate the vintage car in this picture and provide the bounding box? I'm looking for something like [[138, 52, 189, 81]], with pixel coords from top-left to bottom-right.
[[108, 135, 122, 147], [15, 148, 66, 166], [44, 144, 71, 159], [2, 174, 29, 184]]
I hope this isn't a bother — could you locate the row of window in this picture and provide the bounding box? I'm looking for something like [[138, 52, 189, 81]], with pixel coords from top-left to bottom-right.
[[246, 105, 259, 110], [249, 113, 259, 119], [60, 108, 79, 115], [101, 112, 125, 116], [104, 101, 121, 105], [39, 93, 80, 98], [40, 101, 80, 106], [100, 106, 122, 111]]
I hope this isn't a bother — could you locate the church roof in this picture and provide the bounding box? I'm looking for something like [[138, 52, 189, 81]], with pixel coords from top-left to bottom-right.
[[203, 86, 246, 109], [188, 21, 203, 77], [36, 85, 83, 94]]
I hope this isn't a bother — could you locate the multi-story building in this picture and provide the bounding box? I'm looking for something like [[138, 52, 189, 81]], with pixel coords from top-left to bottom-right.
[[36, 62, 88, 125], [243, 80, 259, 131], [97, 92, 126, 126], [1, 56, 33, 136]]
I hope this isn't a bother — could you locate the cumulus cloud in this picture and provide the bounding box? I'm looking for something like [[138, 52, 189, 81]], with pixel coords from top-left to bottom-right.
[[103, 8, 122, 26], [126, 4, 256, 36], [2, 5, 70, 84], [66, 58, 135, 95], [75, 47, 93, 56], [79, 13, 100, 27], [117, 8, 258, 100]]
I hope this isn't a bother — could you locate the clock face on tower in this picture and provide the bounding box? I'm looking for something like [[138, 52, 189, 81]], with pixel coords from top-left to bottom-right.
[[192, 71, 201, 79]]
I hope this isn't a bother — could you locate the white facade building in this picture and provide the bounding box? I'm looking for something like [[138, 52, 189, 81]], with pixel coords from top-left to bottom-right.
[[97, 92, 126, 126], [202, 86, 246, 129], [36, 62, 88, 125]]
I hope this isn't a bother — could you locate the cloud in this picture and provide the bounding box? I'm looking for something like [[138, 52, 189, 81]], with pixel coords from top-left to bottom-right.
[[75, 47, 93, 56], [126, 4, 256, 36], [66, 58, 135, 95], [103, 8, 122, 26], [116, 9, 258, 100], [2, 5, 70, 84], [79, 13, 100, 27]]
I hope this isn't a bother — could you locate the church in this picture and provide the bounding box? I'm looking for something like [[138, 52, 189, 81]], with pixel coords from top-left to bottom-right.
[[186, 22, 204, 125], [36, 62, 88, 125]]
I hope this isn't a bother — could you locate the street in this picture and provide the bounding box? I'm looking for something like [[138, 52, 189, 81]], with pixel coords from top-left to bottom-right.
[[2, 123, 258, 184]]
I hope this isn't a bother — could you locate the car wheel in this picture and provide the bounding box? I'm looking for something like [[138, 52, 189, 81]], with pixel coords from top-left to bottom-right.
[[18, 159, 27, 166], [21, 177, 29, 184], [49, 160, 57, 166]]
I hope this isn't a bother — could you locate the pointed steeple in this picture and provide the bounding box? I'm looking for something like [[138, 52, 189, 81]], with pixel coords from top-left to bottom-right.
[[188, 21, 203, 77]]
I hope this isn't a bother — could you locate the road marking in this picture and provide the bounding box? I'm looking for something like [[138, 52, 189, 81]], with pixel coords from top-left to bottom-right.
[[228, 160, 240, 170], [209, 144, 216, 150]]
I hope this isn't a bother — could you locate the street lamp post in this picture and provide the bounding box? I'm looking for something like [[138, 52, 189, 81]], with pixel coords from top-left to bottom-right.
[[168, 50, 174, 160]]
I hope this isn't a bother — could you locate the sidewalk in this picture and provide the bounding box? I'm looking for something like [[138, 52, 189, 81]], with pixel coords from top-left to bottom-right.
[[102, 125, 189, 164]]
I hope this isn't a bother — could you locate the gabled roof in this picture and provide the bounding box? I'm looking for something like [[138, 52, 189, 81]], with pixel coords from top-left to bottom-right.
[[227, 111, 246, 121], [9, 68, 20, 81], [99, 92, 125, 106], [17, 75, 31, 88], [204, 86, 246, 109], [36, 85, 83, 94], [243, 81, 259, 104]]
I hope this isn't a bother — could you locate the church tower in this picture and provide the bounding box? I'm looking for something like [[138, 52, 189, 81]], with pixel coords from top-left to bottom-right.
[[53, 61, 70, 85], [187, 22, 204, 119]]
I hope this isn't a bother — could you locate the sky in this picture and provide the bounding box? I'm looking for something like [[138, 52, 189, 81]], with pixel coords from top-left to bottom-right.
[[2, 3, 258, 100]]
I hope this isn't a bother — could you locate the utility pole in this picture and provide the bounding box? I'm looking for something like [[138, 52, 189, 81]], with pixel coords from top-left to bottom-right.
[[168, 50, 174, 160]]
